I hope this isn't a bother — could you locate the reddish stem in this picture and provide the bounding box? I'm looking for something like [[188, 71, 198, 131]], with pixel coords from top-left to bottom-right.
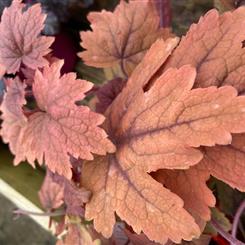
[[85, 85, 100, 97], [22, 107, 43, 117], [25, 90, 33, 98], [211, 219, 245, 245], [156, 0, 172, 28], [232, 200, 245, 238], [13, 208, 66, 218], [236, 0, 245, 7]]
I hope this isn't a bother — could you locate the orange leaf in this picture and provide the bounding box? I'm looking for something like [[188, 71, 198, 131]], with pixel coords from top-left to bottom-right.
[[82, 41, 200, 244], [0, 60, 115, 179], [57, 223, 100, 245], [152, 166, 215, 230], [82, 36, 245, 243], [201, 134, 245, 192], [161, 7, 245, 200], [82, 156, 200, 244], [164, 7, 245, 94], [79, 0, 171, 76], [0, 0, 54, 73]]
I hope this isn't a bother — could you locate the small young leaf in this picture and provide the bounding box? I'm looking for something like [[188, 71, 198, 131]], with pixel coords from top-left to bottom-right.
[[210, 208, 232, 234], [53, 172, 91, 216], [39, 169, 64, 210], [39, 169, 90, 215], [0, 77, 27, 156], [96, 77, 126, 114], [57, 223, 101, 245], [0, 0, 54, 73], [79, 0, 171, 76]]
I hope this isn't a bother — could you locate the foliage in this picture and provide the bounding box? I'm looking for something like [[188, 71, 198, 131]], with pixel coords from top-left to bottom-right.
[[0, 0, 245, 244]]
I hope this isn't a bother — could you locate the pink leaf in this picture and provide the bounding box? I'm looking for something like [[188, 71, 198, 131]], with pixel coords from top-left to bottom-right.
[[39, 169, 90, 215], [0, 0, 54, 73], [0, 77, 27, 158], [0, 60, 115, 178], [53, 172, 91, 216], [39, 170, 64, 210]]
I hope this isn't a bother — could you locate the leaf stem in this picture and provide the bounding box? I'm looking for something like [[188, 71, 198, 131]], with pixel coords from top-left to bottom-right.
[[156, 0, 172, 28], [239, 221, 245, 240], [232, 200, 245, 238], [13, 208, 66, 218], [211, 218, 245, 245], [25, 90, 33, 97], [120, 60, 128, 79]]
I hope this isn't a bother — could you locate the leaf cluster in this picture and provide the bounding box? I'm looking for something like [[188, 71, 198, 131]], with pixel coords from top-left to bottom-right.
[[1, 0, 245, 244]]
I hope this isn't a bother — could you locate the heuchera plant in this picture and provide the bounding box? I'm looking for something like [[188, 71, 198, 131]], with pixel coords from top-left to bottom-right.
[[1, 0, 245, 244]]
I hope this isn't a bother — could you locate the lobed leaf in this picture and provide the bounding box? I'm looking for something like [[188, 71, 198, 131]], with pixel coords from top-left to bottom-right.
[[0, 0, 54, 73], [0, 60, 115, 179], [82, 41, 200, 244], [164, 7, 245, 94], [162, 6, 245, 197], [82, 34, 245, 243], [200, 134, 245, 192], [143, 5, 245, 223], [82, 156, 200, 244], [79, 0, 171, 76], [152, 166, 215, 229]]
